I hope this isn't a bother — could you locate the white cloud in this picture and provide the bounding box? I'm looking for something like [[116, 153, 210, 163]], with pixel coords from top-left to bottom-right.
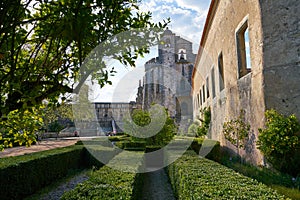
[[175, 0, 210, 13], [94, 0, 211, 102]]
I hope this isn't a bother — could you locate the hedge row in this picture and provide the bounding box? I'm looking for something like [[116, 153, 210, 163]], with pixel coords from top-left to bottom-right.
[[167, 151, 289, 200], [0, 144, 118, 200], [0, 145, 83, 200], [61, 151, 145, 199]]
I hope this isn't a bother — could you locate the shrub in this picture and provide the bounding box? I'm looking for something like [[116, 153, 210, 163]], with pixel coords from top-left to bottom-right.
[[257, 109, 300, 176], [223, 109, 250, 158], [187, 120, 201, 137], [124, 107, 176, 146], [167, 151, 288, 199], [189, 107, 211, 137]]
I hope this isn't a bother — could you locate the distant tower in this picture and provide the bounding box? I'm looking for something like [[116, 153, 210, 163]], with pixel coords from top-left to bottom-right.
[[136, 80, 143, 109], [142, 28, 196, 122]]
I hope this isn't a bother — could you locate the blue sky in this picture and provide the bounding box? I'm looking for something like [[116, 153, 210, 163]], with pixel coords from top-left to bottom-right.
[[139, 0, 211, 49], [92, 0, 211, 102]]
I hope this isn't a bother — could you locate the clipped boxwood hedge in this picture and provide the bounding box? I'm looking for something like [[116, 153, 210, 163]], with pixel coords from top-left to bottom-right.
[[0, 145, 84, 200], [61, 151, 145, 200], [0, 144, 119, 200], [115, 140, 146, 151], [61, 166, 136, 200], [167, 151, 289, 200]]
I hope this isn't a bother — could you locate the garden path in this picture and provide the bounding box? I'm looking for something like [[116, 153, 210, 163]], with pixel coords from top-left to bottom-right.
[[0, 138, 78, 158], [141, 168, 176, 200]]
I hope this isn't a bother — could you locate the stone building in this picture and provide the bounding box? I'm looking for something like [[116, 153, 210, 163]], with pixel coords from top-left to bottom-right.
[[94, 102, 138, 133], [192, 0, 300, 164], [142, 28, 196, 123]]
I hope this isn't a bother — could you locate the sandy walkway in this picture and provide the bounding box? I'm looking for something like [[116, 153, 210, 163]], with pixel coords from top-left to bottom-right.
[[0, 139, 78, 158]]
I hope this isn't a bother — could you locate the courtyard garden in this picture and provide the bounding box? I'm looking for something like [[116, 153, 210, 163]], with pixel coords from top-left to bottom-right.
[[0, 135, 299, 199]]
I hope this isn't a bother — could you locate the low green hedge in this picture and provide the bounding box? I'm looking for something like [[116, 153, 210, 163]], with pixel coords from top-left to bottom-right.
[[0, 144, 119, 200], [167, 151, 289, 199], [0, 145, 84, 200], [61, 151, 145, 199], [75, 138, 115, 148], [81, 145, 120, 168], [115, 140, 146, 151], [61, 166, 137, 200]]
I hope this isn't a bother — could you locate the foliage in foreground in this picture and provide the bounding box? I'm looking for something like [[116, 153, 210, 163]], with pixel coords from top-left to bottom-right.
[[257, 109, 300, 176], [61, 151, 144, 200], [0, 0, 169, 118], [0, 145, 83, 200], [167, 151, 288, 200], [0, 108, 44, 150], [0, 144, 118, 200]]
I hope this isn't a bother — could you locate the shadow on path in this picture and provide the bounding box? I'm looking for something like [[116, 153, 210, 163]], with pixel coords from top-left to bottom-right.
[[141, 168, 176, 200]]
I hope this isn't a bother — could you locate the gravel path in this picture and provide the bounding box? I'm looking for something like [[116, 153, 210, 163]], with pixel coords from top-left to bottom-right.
[[141, 169, 176, 200], [39, 172, 89, 200]]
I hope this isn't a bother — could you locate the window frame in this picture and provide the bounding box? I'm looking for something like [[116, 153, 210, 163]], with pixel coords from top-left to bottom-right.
[[236, 16, 251, 79]]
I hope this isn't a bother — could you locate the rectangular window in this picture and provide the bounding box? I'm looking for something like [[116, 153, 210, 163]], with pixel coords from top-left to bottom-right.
[[200, 89, 202, 106], [236, 20, 251, 78], [211, 67, 216, 98], [202, 85, 205, 103], [206, 77, 210, 99], [218, 52, 225, 91]]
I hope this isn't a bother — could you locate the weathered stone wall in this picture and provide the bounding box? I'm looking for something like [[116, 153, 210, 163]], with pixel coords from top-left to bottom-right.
[[193, 0, 265, 164], [260, 0, 300, 119]]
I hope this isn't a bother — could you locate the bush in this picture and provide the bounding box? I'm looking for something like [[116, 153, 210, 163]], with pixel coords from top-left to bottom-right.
[[257, 109, 300, 176], [167, 151, 288, 199], [187, 121, 200, 137], [0, 108, 44, 150], [188, 107, 211, 137], [124, 108, 176, 146]]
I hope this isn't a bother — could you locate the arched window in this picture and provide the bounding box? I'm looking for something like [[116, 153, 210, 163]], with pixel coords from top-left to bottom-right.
[[165, 38, 171, 47], [178, 49, 186, 60]]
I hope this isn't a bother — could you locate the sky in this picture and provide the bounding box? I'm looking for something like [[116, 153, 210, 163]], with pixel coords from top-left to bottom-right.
[[91, 0, 211, 102]]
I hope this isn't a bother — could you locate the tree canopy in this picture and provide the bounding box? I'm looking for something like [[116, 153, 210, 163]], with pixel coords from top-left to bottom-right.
[[0, 0, 169, 118]]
